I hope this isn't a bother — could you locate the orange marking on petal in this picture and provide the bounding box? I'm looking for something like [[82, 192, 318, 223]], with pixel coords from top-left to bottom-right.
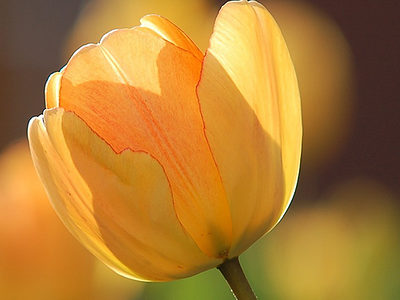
[[58, 26, 232, 257]]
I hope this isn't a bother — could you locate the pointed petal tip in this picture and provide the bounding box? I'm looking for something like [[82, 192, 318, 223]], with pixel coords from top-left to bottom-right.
[[45, 72, 62, 109], [139, 14, 203, 60]]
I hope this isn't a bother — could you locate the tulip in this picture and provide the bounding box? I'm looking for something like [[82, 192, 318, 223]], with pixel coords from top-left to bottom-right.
[[28, 0, 301, 298]]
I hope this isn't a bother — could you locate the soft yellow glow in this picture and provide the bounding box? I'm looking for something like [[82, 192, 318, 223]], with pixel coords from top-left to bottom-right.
[[266, 0, 354, 171], [264, 178, 400, 300]]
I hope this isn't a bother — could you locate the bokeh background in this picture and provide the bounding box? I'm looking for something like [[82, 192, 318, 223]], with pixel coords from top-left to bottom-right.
[[1, 0, 399, 299]]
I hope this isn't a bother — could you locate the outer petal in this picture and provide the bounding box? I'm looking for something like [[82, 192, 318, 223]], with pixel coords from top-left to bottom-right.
[[197, 0, 302, 257], [57, 26, 232, 258], [28, 108, 221, 281]]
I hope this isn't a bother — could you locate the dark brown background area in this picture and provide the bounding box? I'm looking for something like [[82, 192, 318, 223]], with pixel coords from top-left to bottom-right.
[[1, 0, 399, 198], [302, 0, 400, 195]]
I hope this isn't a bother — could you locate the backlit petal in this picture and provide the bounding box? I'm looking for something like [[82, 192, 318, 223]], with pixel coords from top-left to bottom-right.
[[45, 71, 62, 109], [58, 27, 232, 257], [28, 109, 221, 281], [197, 0, 302, 257]]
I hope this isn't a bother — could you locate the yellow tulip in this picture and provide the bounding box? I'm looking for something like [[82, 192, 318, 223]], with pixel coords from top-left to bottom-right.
[[28, 0, 301, 284]]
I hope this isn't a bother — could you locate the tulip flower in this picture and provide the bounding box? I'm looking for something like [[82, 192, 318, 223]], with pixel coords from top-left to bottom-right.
[[28, 0, 301, 298]]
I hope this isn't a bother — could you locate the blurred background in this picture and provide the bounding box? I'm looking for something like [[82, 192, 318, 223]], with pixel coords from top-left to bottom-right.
[[0, 0, 399, 299]]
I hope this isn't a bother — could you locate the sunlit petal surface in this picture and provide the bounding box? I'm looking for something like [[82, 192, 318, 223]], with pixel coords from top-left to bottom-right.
[[60, 22, 233, 258], [198, 0, 301, 257]]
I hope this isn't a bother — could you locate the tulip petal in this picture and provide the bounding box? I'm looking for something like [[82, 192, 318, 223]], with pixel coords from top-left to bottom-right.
[[197, 0, 302, 256], [45, 71, 62, 109], [140, 14, 203, 61], [57, 26, 232, 258], [28, 108, 221, 281]]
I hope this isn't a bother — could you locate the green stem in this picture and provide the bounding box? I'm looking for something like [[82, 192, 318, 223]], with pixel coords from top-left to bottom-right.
[[217, 257, 257, 300]]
